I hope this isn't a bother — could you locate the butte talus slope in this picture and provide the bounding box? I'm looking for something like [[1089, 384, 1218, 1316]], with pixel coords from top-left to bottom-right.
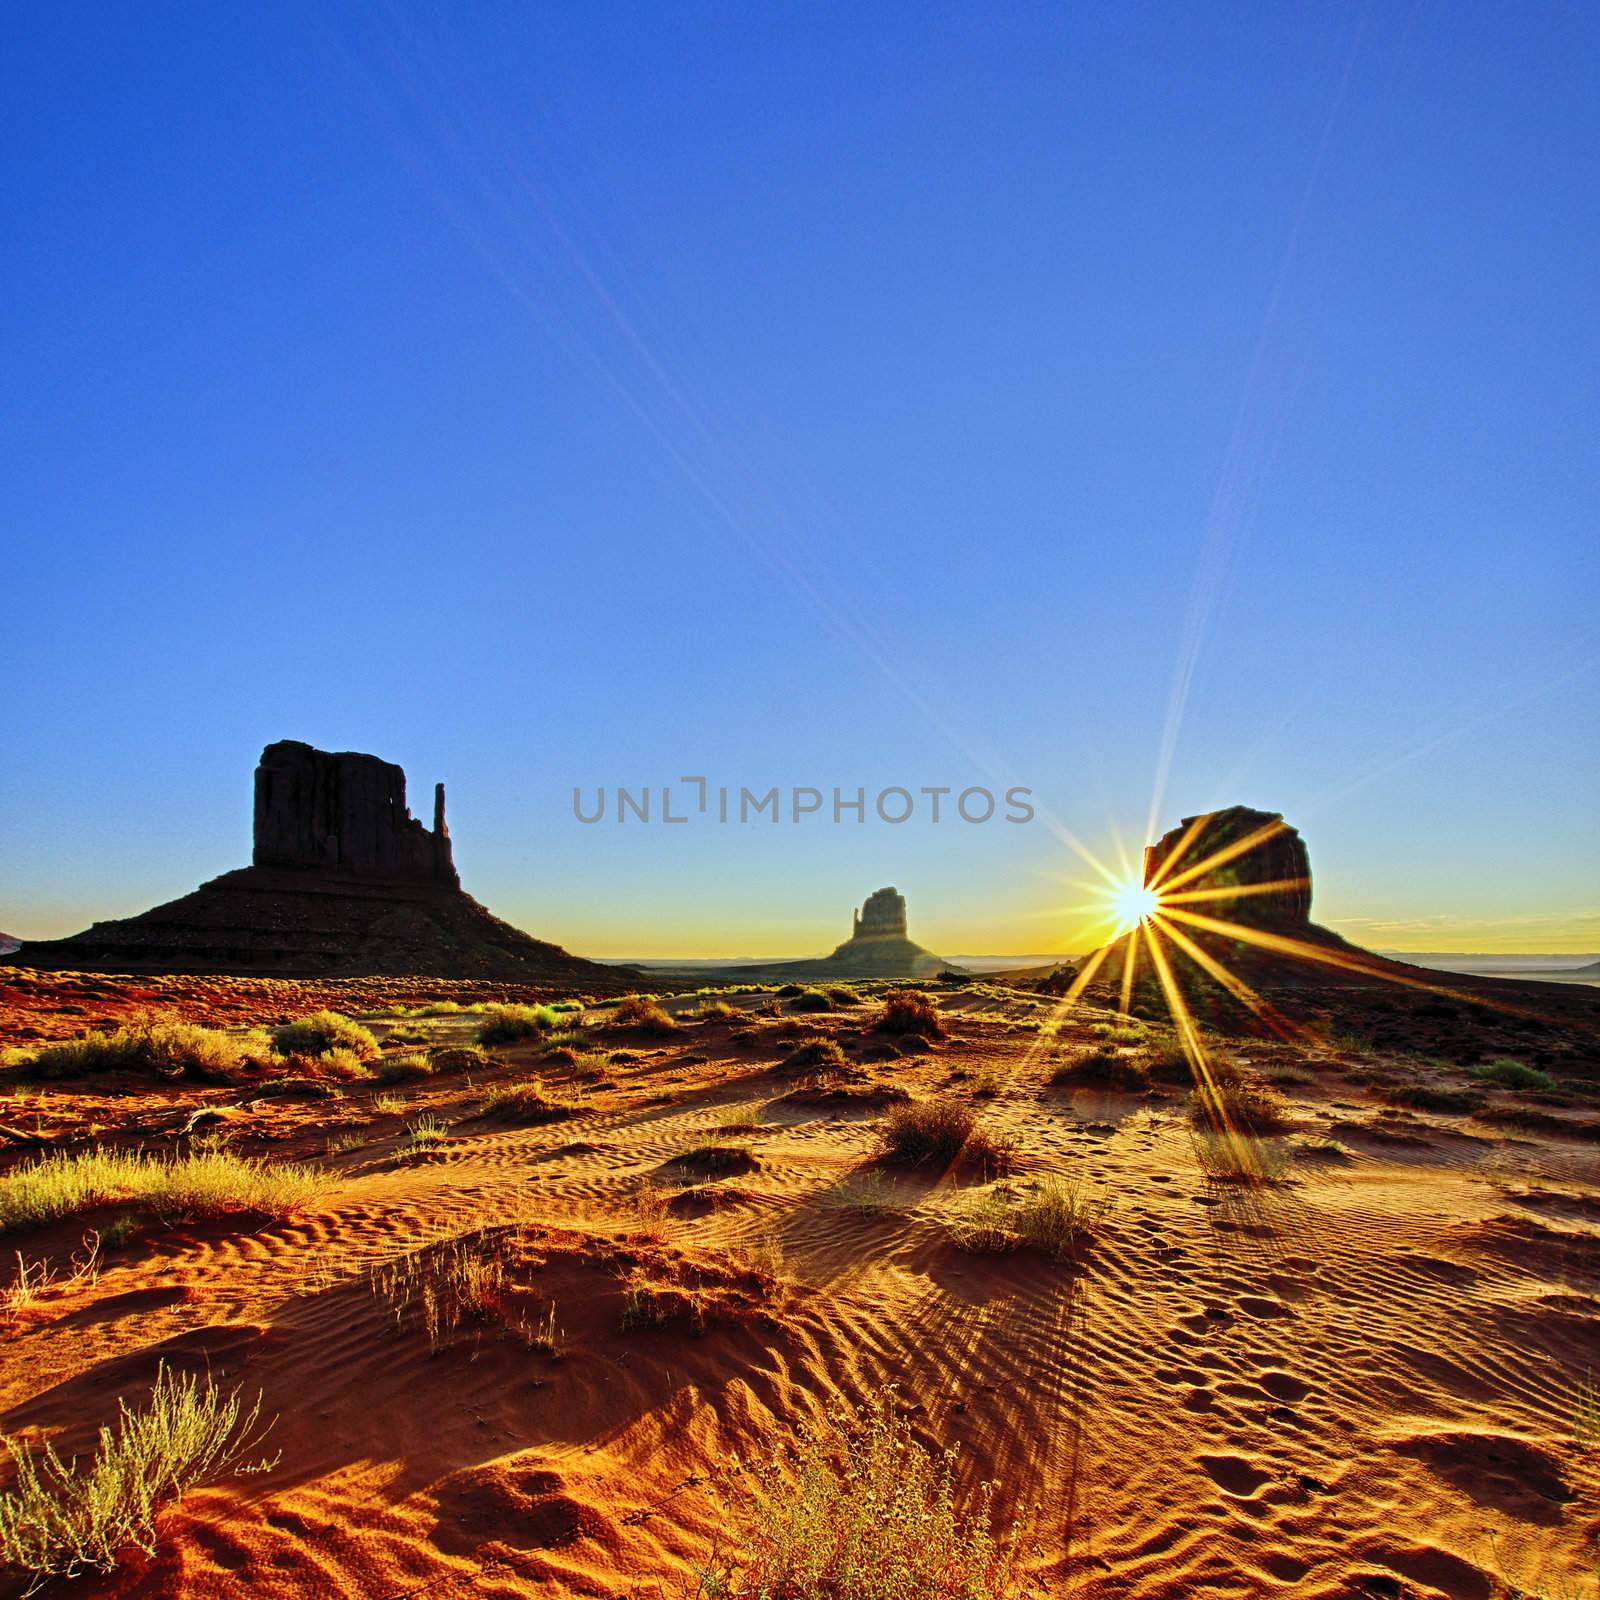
[[7, 740, 633, 987]]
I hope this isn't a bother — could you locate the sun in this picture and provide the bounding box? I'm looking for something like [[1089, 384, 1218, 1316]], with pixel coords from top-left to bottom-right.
[[1110, 879, 1161, 929]]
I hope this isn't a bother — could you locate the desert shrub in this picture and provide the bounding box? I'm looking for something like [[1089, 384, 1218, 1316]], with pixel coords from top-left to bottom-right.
[[0, 1149, 326, 1233], [778, 1039, 850, 1075], [876, 989, 945, 1040], [699, 1000, 738, 1022], [701, 1383, 1016, 1599], [402, 1115, 448, 1153], [948, 1178, 1108, 1260], [1049, 1047, 1148, 1091], [480, 1078, 574, 1124], [253, 1075, 342, 1100], [775, 984, 804, 999], [1471, 1058, 1555, 1093], [375, 1052, 433, 1084], [428, 1045, 490, 1073], [879, 1099, 1012, 1171], [474, 1004, 560, 1045], [371, 1230, 555, 1355], [1384, 1080, 1483, 1113], [270, 1012, 379, 1062], [6, 1019, 257, 1083], [790, 988, 834, 1013], [610, 996, 680, 1037], [310, 1047, 374, 1081], [0, 1364, 276, 1582], [1142, 1036, 1194, 1084], [827, 987, 859, 1006], [1190, 1127, 1290, 1185], [1188, 1075, 1292, 1135], [672, 1144, 759, 1175]]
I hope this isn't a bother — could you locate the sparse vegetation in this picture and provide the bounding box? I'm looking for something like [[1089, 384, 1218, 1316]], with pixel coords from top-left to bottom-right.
[[479, 1078, 575, 1124], [1050, 1047, 1148, 1091], [375, 1052, 433, 1083], [1189, 1128, 1290, 1185], [1189, 1074, 1292, 1135], [474, 1004, 560, 1045], [699, 1383, 1016, 1599], [948, 1177, 1108, 1260], [610, 996, 680, 1037], [0, 1364, 276, 1583], [875, 989, 946, 1040], [0, 1149, 326, 1233], [778, 1038, 850, 1075], [790, 988, 835, 1013], [270, 1011, 379, 1062], [4, 1018, 260, 1082], [880, 1099, 1014, 1172], [402, 1115, 448, 1153], [1472, 1057, 1556, 1093]]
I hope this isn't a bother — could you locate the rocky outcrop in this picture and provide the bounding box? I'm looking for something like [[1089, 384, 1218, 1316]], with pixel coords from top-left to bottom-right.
[[253, 740, 457, 885], [6, 743, 633, 987], [1142, 806, 1312, 927], [851, 887, 909, 941]]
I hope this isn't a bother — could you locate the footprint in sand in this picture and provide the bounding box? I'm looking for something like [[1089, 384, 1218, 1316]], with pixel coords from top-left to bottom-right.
[[1258, 1369, 1310, 1402], [1197, 1454, 1274, 1498], [1236, 1294, 1291, 1318]]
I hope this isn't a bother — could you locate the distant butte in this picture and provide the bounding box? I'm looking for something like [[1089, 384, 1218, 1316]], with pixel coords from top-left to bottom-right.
[[721, 885, 957, 982], [5, 741, 634, 986]]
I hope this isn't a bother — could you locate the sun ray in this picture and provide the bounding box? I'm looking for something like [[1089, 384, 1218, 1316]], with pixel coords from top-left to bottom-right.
[[1146, 911, 1306, 1043], [1141, 811, 1213, 893], [1152, 817, 1289, 896], [1158, 876, 1311, 908], [1119, 920, 1143, 1017], [1156, 905, 1550, 1021]]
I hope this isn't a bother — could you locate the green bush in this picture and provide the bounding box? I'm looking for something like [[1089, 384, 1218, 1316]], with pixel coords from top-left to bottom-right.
[[474, 1004, 560, 1045], [1471, 1058, 1555, 1093], [5, 1019, 259, 1082], [701, 1384, 1016, 1599], [270, 1012, 379, 1062], [0, 1364, 276, 1582]]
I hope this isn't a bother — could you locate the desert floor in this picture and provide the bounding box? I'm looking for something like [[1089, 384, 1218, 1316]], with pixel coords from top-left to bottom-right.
[[2, 976, 1598, 1598]]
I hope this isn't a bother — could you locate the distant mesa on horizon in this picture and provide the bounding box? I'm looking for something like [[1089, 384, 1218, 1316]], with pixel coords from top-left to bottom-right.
[[4, 740, 633, 987], [704, 885, 957, 983], [0, 932, 20, 956]]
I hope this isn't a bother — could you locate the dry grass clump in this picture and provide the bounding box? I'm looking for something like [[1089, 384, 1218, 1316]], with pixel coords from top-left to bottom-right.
[[0, 1363, 276, 1583], [948, 1178, 1108, 1261], [790, 988, 835, 1013], [372, 1230, 560, 1356], [1141, 1035, 1195, 1084], [701, 1383, 1016, 1599], [875, 989, 946, 1040], [270, 1011, 379, 1062], [1189, 1128, 1291, 1185], [610, 996, 680, 1037], [879, 1099, 1014, 1173], [474, 1004, 561, 1045], [777, 1038, 850, 1076], [616, 1239, 778, 1334], [671, 1144, 760, 1177], [375, 1052, 433, 1084], [479, 1078, 575, 1124], [428, 1045, 491, 1073], [1471, 1057, 1556, 1092], [4, 1019, 260, 1083], [1049, 1047, 1149, 1091], [1189, 1074, 1292, 1135], [0, 1149, 326, 1233], [698, 1000, 740, 1022]]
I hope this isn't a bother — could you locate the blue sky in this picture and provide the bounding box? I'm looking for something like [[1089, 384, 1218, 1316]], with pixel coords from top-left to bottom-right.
[[3, 1, 1596, 956]]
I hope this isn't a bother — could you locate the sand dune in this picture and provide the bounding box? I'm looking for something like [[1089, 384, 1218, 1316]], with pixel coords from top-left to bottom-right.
[[2, 981, 1597, 1597]]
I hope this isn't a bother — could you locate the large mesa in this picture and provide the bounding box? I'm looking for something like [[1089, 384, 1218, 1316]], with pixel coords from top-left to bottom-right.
[[5, 742, 632, 986]]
